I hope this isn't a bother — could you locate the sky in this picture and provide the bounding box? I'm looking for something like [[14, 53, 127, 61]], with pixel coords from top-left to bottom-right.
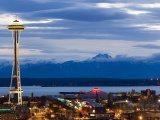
[[1, 0, 160, 62]]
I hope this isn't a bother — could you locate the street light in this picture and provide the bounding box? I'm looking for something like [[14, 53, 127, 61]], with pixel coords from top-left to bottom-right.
[[157, 99, 160, 110], [125, 100, 129, 112], [138, 115, 143, 120]]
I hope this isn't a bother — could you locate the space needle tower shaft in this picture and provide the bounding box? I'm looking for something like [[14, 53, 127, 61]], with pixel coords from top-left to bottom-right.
[[7, 20, 25, 105]]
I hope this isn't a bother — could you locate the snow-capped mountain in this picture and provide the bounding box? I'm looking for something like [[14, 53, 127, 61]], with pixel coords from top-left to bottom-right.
[[92, 53, 112, 60]]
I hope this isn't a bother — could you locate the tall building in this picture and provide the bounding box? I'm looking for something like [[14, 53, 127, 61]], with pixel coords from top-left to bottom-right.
[[141, 89, 156, 97], [7, 20, 25, 105]]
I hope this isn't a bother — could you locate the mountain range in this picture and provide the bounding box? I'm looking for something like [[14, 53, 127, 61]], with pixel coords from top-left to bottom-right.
[[1, 53, 160, 79]]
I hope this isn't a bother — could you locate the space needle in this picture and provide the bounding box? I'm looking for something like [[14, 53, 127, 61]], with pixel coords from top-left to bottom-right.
[[7, 20, 25, 105]]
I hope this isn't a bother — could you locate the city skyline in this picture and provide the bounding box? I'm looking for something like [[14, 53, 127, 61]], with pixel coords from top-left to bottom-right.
[[1, 0, 160, 62]]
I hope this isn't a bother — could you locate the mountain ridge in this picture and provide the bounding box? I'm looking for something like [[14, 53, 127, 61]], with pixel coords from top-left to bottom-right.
[[1, 53, 160, 79]]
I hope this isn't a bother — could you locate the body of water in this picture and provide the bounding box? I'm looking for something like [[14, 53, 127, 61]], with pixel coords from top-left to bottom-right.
[[0, 86, 160, 96]]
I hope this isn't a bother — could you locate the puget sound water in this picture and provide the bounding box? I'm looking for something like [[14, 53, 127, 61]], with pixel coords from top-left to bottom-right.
[[0, 86, 160, 96]]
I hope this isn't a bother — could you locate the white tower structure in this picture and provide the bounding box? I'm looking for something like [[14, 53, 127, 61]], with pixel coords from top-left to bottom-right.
[[7, 20, 25, 105]]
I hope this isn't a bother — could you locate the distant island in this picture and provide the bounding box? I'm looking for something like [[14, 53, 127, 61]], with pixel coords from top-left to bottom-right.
[[0, 78, 159, 87]]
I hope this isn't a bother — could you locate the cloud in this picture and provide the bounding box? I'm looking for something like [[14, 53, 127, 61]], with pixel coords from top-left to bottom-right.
[[134, 44, 160, 49], [22, 19, 63, 24], [96, 3, 151, 15], [146, 53, 160, 62], [0, 14, 17, 25], [0, 0, 73, 13], [0, 48, 42, 56], [0, 13, 62, 25], [123, 8, 151, 15], [30, 7, 129, 22], [28, 0, 54, 3], [27, 26, 68, 30], [133, 24, 160, 31], [139, 3, 160, 8], [19, 38, 160, 60], [96, 3, 130, 8]]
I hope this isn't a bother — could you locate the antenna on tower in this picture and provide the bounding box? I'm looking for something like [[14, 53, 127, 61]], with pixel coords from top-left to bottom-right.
[[15, 14, 19, 21]]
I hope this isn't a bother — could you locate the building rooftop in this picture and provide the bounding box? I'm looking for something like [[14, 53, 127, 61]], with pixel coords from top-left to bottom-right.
[[84, 98, 104, 108]]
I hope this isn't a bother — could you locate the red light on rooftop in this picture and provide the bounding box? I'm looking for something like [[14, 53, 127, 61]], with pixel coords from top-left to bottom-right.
[[92, 88, 100, 93]]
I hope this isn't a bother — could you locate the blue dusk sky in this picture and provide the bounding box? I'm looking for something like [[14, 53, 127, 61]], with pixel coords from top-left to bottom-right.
[[1, 0, 160, 62]]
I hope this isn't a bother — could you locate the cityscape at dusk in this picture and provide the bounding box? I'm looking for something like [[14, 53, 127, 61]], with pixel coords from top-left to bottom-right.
[[1, 0, 160, 120]]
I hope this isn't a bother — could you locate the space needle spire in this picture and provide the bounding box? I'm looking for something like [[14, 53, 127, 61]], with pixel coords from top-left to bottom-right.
[[7, 20, 25, 105]]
